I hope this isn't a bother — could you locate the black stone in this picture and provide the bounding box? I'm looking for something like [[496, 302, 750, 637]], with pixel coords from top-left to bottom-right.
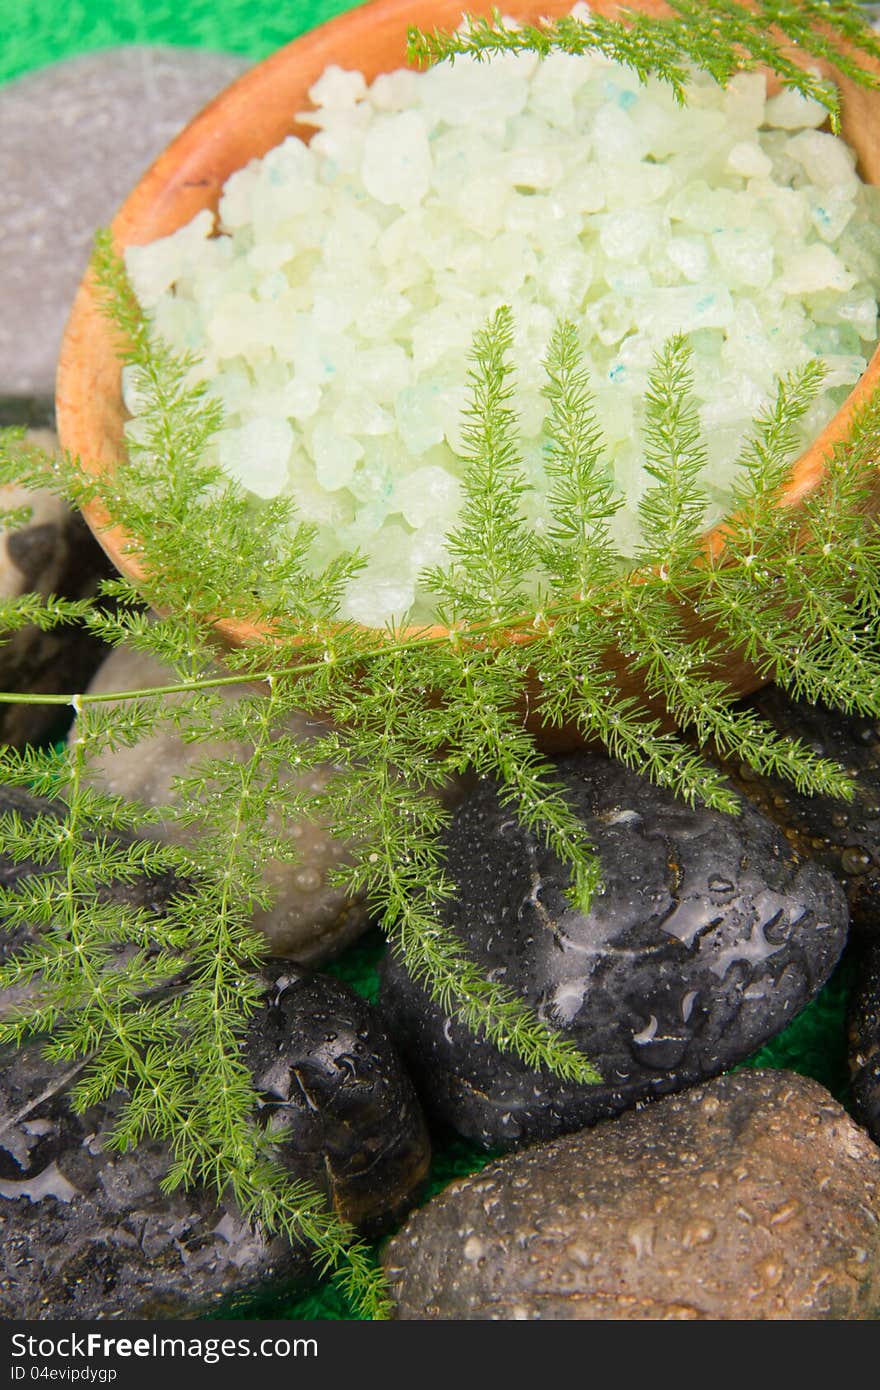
[[0, 1041, 305, 1320], [718, 685, 880, 937], [0, 787, 431, 1316], [849, 941, 880, 1144], [0, 964, 430, 1319], [379, 751, 848, 1149], [247, 969, 431, 1239], [0, 449, 113, 748], [0, 396, 55, 431]]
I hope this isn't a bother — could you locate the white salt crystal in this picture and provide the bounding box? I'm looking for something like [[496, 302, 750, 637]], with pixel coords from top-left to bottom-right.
[[765, 86, 828, 130], [722, 71, 767, 129], [592, 104, 648, 164], [361, 109, 433, 207], [395, 465, 461, 528], [308, 65, 367, 109], [666, 235, 710, 282], [216, 418, 292, 498], [311, 421, 363, 492], [598, 208, 661, 261], [368, 68, 420, 112], [125, 208, 215, 307], [395, 383, 445, 455], [711, 228, 775, 288], [780, 244, 856, 294], [789, 130, 858, 190], [727, 142, 773, 180]]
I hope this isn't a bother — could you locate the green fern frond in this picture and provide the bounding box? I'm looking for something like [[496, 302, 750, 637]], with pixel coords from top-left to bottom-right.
[[407, 2, 880, 130]]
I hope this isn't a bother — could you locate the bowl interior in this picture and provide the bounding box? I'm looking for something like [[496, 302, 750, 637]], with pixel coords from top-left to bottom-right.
[[55, 0, 880, 656]]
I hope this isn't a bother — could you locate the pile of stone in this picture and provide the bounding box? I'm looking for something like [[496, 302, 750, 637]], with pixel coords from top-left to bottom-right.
[[1, 46, 879, 1321]]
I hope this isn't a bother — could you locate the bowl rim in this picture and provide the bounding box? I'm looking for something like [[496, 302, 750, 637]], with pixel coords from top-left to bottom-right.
[[55, 0, 880, 653]]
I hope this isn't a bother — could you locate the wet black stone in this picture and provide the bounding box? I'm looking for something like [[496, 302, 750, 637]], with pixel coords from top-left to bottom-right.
[[0, 422, 113, 748], [0, 1041, 305, 1320], [0, 788, 431, 1316], [247, 970, 431, 1239], [0, 964, 430, 1319], [719, 685, 880, 937], [379, 751, 848, 1150], [849, 942, 880, 1144]]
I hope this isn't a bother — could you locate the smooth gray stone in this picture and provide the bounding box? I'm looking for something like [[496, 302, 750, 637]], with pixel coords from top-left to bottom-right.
[[384, 1069, 880, 1320], [0, 46, 249, 394]]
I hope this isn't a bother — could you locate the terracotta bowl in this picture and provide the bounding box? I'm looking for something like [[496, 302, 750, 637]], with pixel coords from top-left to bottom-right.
[[56, 0, 880, 735]]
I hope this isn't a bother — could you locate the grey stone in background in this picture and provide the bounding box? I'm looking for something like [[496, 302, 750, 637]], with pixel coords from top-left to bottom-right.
[[72, 645, 372, 965], [0, 429, 113, 746], [0, 46, 249, 395], [384, 1069, 880, 1320], [379, 751, 848, 1149]]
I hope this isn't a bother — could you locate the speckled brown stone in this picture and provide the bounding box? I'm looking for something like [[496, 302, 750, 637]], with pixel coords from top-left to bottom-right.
[[71, 645, 370, 964], [1, 47, 248, 394], [383, 1069, 880, 1320]]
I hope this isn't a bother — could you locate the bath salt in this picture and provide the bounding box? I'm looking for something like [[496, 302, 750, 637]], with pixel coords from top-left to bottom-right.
[[124, 10, 880, 627]]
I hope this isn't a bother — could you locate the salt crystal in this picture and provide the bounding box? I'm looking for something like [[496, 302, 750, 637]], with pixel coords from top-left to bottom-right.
[[361, 108, 433, 208], [765, 87, 828, 130], [395, 465, 461, 528], [780, 244, 856, 295], [125, 208, 214, 307], [310, 421, 363, 492], [126, 8, 880, 625], [665, 235, 710, 282], [789, 130, 858, 191], [216, 417, 292, 498], [727, 142, 773, 180], [307, 65, 367, 110], [395, 383, 445, 455]]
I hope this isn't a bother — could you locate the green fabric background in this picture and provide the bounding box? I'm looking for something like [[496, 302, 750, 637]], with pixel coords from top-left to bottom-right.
[[0, 0, 856, 1321], [0, 1, 364, 85]]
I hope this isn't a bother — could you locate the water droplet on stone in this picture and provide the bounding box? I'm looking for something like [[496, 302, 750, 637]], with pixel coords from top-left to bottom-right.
[[708, 875, 735, 895], [841, 846, 872, 875]]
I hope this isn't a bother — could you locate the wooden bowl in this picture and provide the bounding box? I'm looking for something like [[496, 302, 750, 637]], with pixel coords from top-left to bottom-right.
[[55, 0, 880, 734]]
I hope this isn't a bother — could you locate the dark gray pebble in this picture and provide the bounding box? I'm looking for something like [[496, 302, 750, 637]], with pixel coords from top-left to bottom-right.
[[0, 785, 430, 1316], [380, 751, 848, 1149], [0, 48, 248, 394], [849, 941, 880, 1144], [719, 685, 880, 937], [0, 964, 429, 1319]]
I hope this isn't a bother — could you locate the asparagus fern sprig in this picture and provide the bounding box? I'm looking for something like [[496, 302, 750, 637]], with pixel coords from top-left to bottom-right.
[[407, 2, 880, 131], [1, 188, 880, 1314]]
